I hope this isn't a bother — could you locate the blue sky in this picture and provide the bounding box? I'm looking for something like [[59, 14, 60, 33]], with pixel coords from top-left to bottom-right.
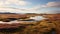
[[0, 0, 60, 14]]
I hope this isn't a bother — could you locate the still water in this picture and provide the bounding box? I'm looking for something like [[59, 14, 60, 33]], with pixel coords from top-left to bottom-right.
[[0, 16, 56, 34], [0, 16, 47, 24]]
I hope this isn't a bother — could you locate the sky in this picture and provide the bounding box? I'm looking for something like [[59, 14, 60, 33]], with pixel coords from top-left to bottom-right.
[[0, 0, 60, 14]]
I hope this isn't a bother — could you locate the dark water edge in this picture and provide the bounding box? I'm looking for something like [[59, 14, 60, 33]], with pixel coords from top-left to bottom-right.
[[0, 26, 26, 34], [0, 28, 56, 34], [43, 28, 56, 34]]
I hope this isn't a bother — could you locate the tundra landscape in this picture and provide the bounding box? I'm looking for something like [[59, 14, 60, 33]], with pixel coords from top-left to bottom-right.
[[0, 13, 59, 34], [0, 0, 60, 34]]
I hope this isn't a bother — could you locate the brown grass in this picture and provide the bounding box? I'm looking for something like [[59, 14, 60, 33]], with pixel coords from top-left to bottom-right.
[[0, 14, 60, 34]]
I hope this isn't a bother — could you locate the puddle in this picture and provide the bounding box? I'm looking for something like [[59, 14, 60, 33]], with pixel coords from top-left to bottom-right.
[[29, 16, 47, 21]]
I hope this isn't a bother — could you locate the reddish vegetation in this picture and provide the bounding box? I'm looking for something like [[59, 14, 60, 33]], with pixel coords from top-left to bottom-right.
[[44, 14, 60, 20], [43, 14, 60, 34], [0, 23, 21, 29], [26, 14, 60, 34], [0, 14, 27, 18], [0, 14, 60, 34]]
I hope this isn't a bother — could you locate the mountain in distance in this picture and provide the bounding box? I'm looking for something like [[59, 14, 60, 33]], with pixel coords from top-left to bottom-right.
[[0, 12, 16, 14]]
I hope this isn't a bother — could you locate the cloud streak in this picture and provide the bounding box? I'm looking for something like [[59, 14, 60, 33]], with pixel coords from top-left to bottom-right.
[[0, 0, 31, 6], [0, 0, 60, 14], [42, 2, 60, 7]]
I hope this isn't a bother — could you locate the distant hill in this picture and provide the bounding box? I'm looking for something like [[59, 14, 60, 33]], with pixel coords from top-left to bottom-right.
[[0, 12, 16, 14]]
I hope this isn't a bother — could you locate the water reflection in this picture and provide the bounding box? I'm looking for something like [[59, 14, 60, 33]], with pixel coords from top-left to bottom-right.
[[0, 16, 52, 34], [0, 16, 47, 24], [29, 16, 47, 21]]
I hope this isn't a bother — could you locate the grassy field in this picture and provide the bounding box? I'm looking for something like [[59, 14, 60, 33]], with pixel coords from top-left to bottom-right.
[[0, 14, 60, 34]]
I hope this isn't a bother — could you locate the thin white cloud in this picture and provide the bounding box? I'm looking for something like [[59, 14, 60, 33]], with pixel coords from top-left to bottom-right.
[[0, 0, 31, 6], [0, 0, 43, 13], [0, 7, 39, 13], [23, 5, 42, 11], [42, 2, 60, 7], [0, 1, 60, 14], [45, 10, 60, 14], [0, 0, 32, 13]]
